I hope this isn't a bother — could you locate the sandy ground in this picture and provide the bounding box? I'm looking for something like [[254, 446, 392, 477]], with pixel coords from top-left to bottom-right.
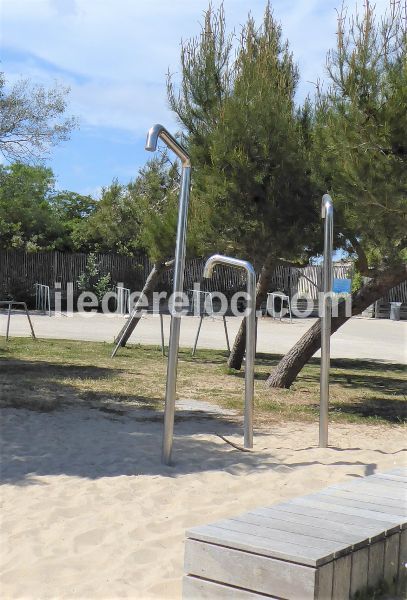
[[1, 311, 406, 362], [1, 402, 406, 600]]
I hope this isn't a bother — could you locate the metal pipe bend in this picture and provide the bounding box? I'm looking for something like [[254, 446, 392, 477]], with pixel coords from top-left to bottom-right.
[[321, 193, 333, 219], [145, 124, 190, 167], [203, 254, 256, 280]]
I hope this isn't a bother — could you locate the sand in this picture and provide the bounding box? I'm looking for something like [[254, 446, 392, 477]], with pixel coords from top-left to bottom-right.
[[1, 403, 406, 599]]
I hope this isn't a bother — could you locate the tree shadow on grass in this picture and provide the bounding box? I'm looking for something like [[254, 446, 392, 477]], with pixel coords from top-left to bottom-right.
[[225, 355, 406, 391], [298, 371, 406, 396], [331, 357, 406, 374], [274, 355, 407, 394], [0, 358, 161, 412], [330, 397, 407, 424]]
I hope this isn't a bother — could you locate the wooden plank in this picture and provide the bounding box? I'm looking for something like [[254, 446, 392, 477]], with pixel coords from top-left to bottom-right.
[[291, 496, 406, 525], [232, 512, 367, 550], [321, 487, 406, 511], [397, 528, 407, 594], [368, 541, 385, 588], [329, 480, 406, 501], [257, 504, 391, 540], [315, 561, 333, 600], [184, 539, 316, 600], [384, 532, 400, 587], [369, 473, 407, 485], [350, 547, 369, 597], [315, 493, 406, 520], [332, 554, 351, 600], [347, 478, 407, 499], [366, 481, 407, 495], [201, 518, 344, 558], [182, 575, 275, 599], [335, 473, 405, 489], [182, 575, 273, 600], [388, 468, 407, 477], [186, 524, 332, 567], [319, 490, 407, 515]]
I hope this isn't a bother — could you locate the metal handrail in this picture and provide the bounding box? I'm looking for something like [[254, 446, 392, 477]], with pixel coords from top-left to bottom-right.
[[204, 254, 256, 449]]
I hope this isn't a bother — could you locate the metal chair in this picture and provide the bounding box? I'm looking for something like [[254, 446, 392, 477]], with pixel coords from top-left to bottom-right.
[[0, 301, 36, 341], [189, 289, 230, 356], [35, 283, 51, 316], [266, 292, 292, 323], [116, 286, 131, 315]]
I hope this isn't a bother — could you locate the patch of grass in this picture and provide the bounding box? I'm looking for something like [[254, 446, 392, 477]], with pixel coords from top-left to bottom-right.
[[0, 337, 406, 426]]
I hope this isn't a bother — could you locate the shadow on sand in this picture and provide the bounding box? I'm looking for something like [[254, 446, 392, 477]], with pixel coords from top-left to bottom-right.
[[0, 402, 386, 485], [0, 356, 403, 485]]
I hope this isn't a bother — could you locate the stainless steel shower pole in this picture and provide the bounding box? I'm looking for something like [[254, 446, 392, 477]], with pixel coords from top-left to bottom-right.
[[204, 254, 256, 448], [319, 194, 334, 448], [145, 124, 191, 465]]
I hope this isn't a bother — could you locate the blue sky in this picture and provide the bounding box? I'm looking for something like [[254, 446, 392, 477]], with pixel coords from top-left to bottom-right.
[[1, 0, 388, 197]]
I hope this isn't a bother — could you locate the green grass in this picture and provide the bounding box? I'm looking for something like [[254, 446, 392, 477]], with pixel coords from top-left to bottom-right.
[[0, 337, 406, 426]]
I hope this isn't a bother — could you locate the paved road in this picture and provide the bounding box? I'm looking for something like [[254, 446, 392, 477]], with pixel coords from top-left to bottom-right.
[[1, 311, 405, 363]]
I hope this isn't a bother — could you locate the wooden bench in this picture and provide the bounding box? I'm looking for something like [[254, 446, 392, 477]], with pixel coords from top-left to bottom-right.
[[183, 469, 406, 599]]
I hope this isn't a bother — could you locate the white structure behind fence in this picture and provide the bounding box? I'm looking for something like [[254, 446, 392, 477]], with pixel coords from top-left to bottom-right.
[[35, 283, 51, 316], [116, 286, 130, 315]]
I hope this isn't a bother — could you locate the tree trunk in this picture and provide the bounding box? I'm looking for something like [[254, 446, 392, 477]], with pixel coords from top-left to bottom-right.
[[228, 254, 276, 370], [111, 259, 173, 356], [266, 264, 407, 388]]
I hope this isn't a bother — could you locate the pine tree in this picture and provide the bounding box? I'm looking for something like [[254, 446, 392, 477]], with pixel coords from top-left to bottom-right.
[[168, 3, 320, 368], [267, 0, 407, 388]]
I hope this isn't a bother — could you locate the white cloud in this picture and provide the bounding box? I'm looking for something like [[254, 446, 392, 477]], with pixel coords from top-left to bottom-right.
[[2, 0, 391, 136]]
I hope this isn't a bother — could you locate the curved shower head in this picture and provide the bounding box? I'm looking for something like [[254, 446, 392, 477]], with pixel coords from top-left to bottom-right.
[[145, 124, 190, 167]]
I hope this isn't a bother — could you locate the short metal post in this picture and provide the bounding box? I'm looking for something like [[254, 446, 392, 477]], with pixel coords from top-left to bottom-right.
[[192, 315, 204, 356], [160, 313, 165, 357], [24, 302, 36, 339], [223, 315, 230, 354], [204, 255, 256, 449], [254, 316, 258, 355], [145, 124, 191, 465], [320, 194, 333, 448], [6, 302, 11, 341]]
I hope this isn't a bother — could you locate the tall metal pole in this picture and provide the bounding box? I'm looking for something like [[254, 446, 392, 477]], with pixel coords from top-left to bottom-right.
[[320, 194, 334, 448], [204, 254, 256, 448], [145, 124, 191, 465]]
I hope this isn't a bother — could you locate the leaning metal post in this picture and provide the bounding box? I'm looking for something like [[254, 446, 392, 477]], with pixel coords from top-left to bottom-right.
[[320, 194, 334, 448], [145, 124, 191, 465], [204, 254, 256, 448]]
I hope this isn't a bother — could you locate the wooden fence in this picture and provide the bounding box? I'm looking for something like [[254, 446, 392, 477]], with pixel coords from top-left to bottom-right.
[[0, 250, 406, 303], [0, 251, 150, 295]]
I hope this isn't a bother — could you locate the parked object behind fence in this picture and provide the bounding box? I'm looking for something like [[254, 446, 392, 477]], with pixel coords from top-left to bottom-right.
[[35, 283, 51, 316]]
